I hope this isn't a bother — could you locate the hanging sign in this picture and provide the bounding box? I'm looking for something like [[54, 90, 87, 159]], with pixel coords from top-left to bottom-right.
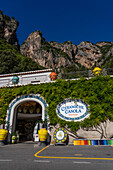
[[56, 98, 90, 122]]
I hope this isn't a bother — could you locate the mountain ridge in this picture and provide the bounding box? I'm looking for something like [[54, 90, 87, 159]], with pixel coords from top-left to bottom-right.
[[20, 30, 113, 71], [0, 10, 113, 75]]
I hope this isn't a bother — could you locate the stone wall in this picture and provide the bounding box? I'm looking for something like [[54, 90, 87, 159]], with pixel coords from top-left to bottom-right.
[[49, 120, 113, 145]]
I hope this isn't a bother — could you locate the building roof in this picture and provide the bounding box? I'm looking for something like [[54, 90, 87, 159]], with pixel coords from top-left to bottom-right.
[[0, 69, 52, 78]]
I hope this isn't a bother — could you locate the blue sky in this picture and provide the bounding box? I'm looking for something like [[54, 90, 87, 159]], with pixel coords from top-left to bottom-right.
[[1, 0, 113, 45]]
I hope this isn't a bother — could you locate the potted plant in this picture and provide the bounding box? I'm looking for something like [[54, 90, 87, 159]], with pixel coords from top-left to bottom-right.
[[11, 133, 17, 144]]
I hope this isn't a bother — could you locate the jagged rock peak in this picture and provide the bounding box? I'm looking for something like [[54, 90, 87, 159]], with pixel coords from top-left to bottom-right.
[[20, 31, 104, 70], [96, 41, 113, 47], [21, 30, 42, 51], [20, 31, 73, 70], [0, 10, 19, 48], [49, 40, 77, 61], [78, 41, 99, 50]]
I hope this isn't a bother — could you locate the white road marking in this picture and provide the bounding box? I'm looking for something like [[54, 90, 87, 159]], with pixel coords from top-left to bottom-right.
[[34, 160, 50, 163], [0, 159, 12, 162], [73, 161, 91, 164]]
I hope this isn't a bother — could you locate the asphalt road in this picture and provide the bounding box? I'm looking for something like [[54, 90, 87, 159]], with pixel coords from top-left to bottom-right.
[[0, 142, 113, 170]]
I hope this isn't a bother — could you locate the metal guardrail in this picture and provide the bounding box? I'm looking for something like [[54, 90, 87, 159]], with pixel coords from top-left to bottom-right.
[[105, 68, 113, 75], [58, 68, 113, 80]]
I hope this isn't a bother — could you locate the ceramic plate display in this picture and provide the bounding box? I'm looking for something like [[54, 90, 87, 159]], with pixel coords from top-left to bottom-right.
[[54, 128, 67, 143]]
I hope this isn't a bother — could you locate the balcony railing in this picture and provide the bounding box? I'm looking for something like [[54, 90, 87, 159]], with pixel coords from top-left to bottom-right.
[[58, 68, 113, 80]]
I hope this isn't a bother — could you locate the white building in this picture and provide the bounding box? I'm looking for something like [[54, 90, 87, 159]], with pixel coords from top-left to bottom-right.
[[0, 69, 52, 88]]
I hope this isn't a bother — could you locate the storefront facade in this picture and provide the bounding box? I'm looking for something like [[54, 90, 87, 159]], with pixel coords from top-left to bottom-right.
[[5, 94, 48, 142]]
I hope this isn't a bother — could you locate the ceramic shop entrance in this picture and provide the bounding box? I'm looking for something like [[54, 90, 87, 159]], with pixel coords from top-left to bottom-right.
[[5, 94, 48, 142]]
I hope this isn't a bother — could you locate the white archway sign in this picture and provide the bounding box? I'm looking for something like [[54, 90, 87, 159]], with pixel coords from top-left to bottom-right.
[[5, 94, 48, 135]]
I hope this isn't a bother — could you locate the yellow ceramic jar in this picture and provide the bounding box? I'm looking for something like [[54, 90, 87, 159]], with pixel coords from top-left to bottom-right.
[[38, 128, 48, 142], [0, 129, 8, 141]]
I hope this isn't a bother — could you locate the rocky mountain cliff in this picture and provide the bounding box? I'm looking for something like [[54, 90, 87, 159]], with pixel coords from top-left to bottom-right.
[[1, 11, 113, 73], [20, 31, 104, 71], [0, 10, 19, 48], [0, 11, 44, 75], [20, 31, 75, 71]]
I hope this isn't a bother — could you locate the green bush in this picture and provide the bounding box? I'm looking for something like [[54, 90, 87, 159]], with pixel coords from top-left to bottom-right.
[[0, 38, 44, 74], [0, 76, 113, 133]]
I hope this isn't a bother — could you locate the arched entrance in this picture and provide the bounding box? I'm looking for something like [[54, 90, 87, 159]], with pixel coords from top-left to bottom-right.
[[5, 94, 48, 142]]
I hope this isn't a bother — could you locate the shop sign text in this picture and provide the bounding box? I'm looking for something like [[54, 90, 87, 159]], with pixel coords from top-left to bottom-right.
[[56, 99, 90, 122]]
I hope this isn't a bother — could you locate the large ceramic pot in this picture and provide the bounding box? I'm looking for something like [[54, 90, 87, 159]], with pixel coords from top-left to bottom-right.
[[38, 128, 48, 142]]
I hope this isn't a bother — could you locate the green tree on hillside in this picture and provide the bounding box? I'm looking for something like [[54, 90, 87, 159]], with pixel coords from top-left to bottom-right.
[[0, 38, 44, 74]]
